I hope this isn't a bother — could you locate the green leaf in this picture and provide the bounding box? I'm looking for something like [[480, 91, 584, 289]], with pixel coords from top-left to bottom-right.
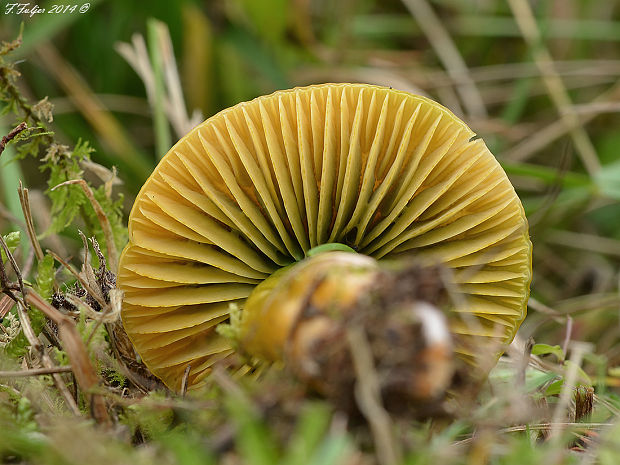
[[501, 161, 591, 188], [1, 231, 20, 263], [43, 141, 91, 235], [34, 254, 55, 301], [525, 370, 559, 393], [545, 379, 563, 396], [532, 343, 565, 361]]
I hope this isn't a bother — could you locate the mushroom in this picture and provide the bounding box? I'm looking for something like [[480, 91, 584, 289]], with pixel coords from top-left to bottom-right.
[[117, 83, 532, 392]]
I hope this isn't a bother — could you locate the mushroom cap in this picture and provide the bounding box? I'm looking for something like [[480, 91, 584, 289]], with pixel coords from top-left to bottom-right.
[[117, 83, 532, 391]]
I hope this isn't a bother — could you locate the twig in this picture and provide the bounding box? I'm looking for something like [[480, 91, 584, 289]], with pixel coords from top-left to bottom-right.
[[18, 181, 44, 262], [346, 325, 401, 465], [0, 256, 21, 307], [507, 0, 600, 175], [0, 366, 73, 377], [0, 294, 13, 319], [180, 365, 191, 397], [0, 233, 26, 302], [401, 0, 487, 120], [0, 122, 27, 158], [51, 179, 118, 272]]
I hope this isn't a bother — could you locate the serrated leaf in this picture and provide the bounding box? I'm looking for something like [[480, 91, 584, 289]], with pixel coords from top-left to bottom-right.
[[46, 183, 87, 234]]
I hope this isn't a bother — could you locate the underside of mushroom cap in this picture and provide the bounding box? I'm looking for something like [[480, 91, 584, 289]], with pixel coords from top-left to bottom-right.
[[117, 83, 532, 391]]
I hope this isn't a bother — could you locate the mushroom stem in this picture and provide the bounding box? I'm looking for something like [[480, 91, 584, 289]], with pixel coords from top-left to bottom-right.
[[238, 251, 455, 410]]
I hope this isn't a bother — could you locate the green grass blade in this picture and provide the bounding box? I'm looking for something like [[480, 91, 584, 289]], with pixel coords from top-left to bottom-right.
[[147, 18, 172, 160]]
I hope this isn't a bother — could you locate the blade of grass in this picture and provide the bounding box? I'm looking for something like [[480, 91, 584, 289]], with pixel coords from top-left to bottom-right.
[[147, 18, 172, 159], [500, 161, 591, 188]]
